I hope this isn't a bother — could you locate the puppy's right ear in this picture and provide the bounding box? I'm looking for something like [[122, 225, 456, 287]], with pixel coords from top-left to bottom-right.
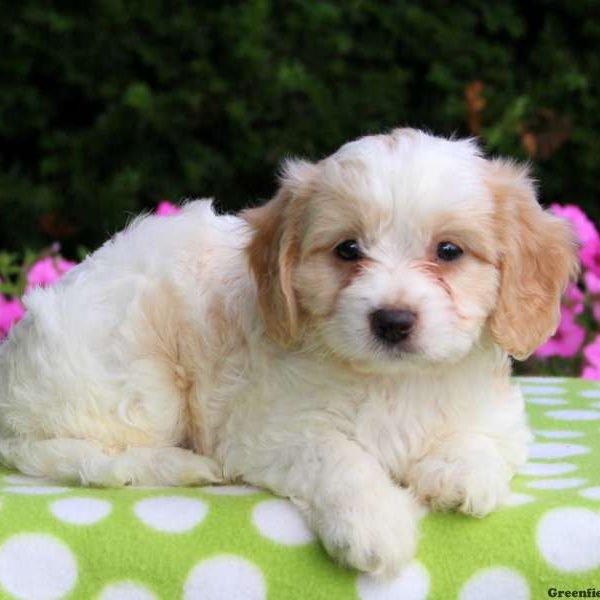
[[242, 159, 317, 346]]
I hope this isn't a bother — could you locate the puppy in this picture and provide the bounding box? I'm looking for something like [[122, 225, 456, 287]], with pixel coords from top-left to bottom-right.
[[0, 129, 577, 577]]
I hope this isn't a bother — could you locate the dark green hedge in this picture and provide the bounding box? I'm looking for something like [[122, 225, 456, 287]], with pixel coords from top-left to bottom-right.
[[2, 1, 599, 254]]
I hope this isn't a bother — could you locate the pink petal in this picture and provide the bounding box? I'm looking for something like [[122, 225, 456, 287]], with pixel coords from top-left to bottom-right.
[[0, 297, 25, 335], [27, 257, 60, 287], [582, 366, 600, 380], [156, 201, 180, 216], [580, 241, 600, 275], [564, 284, 584, 315], [593, 302, 600, 323], [26, 256, 78, 293], [585, 270, 600, 295], [550, 204, 599, 246], [565, 283, 584, 303], [535, 329, 585, 358], [583, 335, 600, 368], [535, 339, 563, 358], [534, 307, 585, 358], [56, 258, 77, 274]]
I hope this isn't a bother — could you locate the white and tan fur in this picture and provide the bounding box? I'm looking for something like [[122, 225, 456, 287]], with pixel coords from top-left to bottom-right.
[[0, 129, 578, 577]]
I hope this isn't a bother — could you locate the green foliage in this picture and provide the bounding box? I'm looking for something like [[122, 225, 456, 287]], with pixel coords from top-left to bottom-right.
[[0, 249, 39, 297], [1, 1, 599, 255]]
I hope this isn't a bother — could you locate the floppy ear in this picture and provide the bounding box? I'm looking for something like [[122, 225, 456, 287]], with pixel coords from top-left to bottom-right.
[[486, 159, 579, 360], [242, 160, 316, 346]]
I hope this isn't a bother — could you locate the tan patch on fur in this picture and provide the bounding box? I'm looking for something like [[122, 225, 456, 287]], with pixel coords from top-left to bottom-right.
[[243, 198, 300, 346], [242, 162, 316, 347], [136, 281, 191, 387], [206, 297, 230, 350], [485, 160, 579, 359], [135, 281, 211, 452]]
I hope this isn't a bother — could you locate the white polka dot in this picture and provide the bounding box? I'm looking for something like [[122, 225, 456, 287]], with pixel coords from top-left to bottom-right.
[[3, 474, 54, 485], [134, 497, 208, 533], [521, 385, 565, 395], [184, 555, 265, 600], [580, 487, 600, 501], [506, 493, 535, 506], [50, 497, 112, 525], [514, 376, 566, 384], [527, 478, 587, 490], [98, 581, 158, 600], [252, 499, 314, 545], [534, 430, 584, 439], [547, 410, 600, 421], [357, 560, 429, 600], [3, 485, 68, 495], [0, 533, 77, 599], [592, 401, 600, 409], [202, 485, 260, 496], [579, 389, 600, 398], [459, 567, 529, 600], [537, 508, 600, 571], [519, 462, 577, 476], [529, 442, 589, 459], [526, 397, 567, 406]]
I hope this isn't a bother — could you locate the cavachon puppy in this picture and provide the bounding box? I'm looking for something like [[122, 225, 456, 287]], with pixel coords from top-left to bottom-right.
[[0, 129, 578, 577]]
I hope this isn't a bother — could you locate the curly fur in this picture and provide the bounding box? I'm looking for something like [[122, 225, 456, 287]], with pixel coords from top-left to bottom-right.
[[0, 129, 578, 577]]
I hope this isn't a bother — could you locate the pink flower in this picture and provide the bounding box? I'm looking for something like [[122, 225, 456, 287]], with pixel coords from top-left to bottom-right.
[[583, 334, 600, 367], [550, 204, 600, 274], [26, 256, 77, 293], [584, 270, 600, 295], [0, 296, 25, 338], [584, 271, 600, 321], [156, 201, 181, 216], [550, 204, 599, 247], [534, 306, 585, 358], [580, 240, 600, 276], [582, 335, 600, 380], [582, 365, 600, 380], [564, 283, 584, 315]]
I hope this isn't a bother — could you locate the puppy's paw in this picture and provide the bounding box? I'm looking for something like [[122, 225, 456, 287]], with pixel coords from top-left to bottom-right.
[[311, 487, 420, 578], [409, 455, 510, 517]]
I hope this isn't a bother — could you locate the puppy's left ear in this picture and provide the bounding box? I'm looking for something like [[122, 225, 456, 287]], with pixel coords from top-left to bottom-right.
[[242, 159, 317, 346], [486, 159, 579, 360]]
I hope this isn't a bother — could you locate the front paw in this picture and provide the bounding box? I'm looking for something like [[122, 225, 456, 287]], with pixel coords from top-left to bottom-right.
[[310, 487, 420, 578], [409, 456, 510, 517]]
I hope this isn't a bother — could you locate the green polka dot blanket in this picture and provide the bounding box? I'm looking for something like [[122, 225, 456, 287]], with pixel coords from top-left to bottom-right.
[[0, 377, 598, 600]]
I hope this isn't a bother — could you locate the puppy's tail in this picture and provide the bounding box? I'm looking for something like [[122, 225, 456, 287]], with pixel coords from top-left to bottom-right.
[[0, 437, 222, 487]]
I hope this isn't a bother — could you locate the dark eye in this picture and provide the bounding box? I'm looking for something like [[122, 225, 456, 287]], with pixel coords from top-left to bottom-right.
[[436, 241, 463, 262], [335, 239, 363, 261]]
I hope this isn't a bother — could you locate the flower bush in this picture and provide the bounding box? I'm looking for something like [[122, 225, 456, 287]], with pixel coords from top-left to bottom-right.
[[528, 204, 600, 379], [0, 202, 180, 340], [0, 200, 598, 380]]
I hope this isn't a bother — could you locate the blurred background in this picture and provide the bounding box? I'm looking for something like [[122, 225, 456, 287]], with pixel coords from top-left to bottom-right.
[[1, 1, 599, 376]]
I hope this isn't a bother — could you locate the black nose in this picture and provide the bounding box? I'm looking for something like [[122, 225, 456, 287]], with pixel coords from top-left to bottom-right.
[[370, 309, 417, 344]]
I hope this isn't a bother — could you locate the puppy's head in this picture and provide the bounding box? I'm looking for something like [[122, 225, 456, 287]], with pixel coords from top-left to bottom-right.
[[244, 129, 578, 369]]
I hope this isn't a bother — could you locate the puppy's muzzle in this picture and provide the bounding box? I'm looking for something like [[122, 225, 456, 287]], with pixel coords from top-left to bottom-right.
[[370, 309, 417, 345]]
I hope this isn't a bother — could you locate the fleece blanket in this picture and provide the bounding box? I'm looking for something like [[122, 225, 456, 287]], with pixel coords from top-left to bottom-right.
[[0, 377, 598, 600]]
